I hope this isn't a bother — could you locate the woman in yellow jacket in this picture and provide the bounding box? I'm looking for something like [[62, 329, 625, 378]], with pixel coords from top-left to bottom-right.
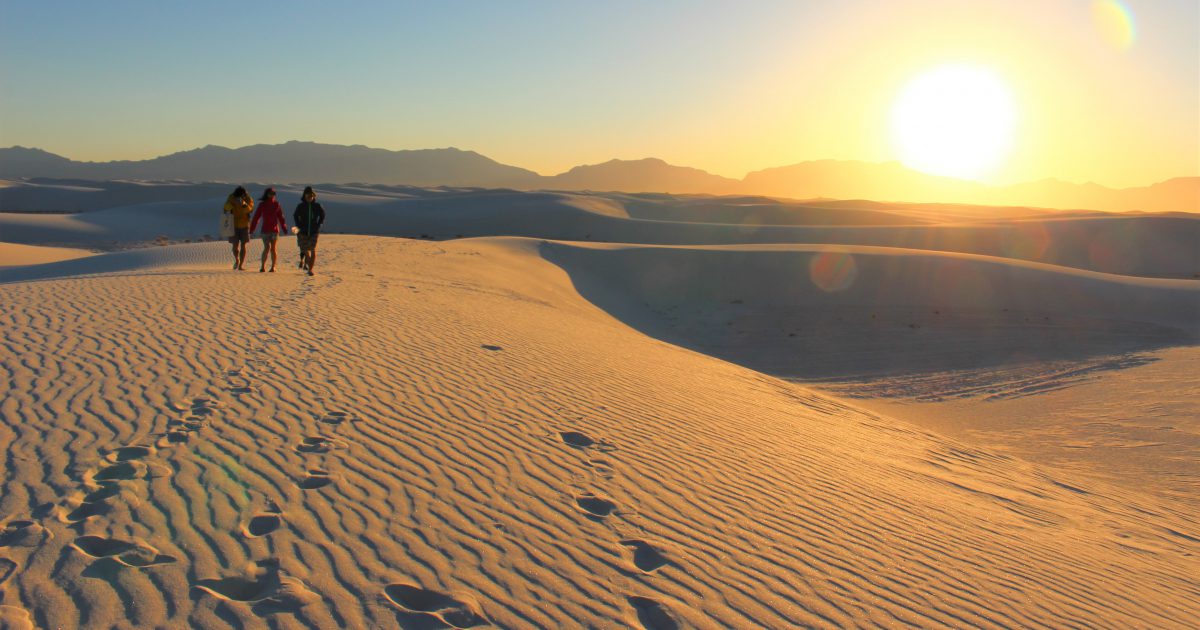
[[223, 186, 255, 270]]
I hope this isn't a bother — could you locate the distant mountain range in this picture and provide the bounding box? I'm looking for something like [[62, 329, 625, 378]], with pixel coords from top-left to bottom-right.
[[1, 141, 1195, 213], [0, 142, 537, 188]]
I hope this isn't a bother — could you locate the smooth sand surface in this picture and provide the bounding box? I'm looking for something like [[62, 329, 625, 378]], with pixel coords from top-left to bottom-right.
[[1, 235, 1197, 628], [819, 346, 1200, 506], [0, 242, 93, 268]]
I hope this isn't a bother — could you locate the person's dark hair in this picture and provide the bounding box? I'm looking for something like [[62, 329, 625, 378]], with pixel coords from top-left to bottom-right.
[[260, 187, 276, 202], [233, 186, 247, 198], [302, 186, 315, 199]]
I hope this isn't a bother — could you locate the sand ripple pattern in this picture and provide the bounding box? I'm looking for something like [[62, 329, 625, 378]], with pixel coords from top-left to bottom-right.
[[0, 236, 1196, 628]]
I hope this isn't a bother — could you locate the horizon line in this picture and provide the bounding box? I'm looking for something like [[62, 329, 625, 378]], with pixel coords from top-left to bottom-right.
[[3, 140, 1196, 191]]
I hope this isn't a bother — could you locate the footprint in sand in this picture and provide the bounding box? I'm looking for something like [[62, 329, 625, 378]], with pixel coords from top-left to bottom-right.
[[0, 521, 50, 548], [480, 344, 503, 352], [295, 436, 337, 454], [244, 514, 284, 538], [628, 596, 680, 630], [318, 411, 353, 426], [64, 501, 112, 524], [383, 583, 488, 628], [91, 461, 146, 482], [158, 430, 191, 446], [196, 574, 272, 601], [575, 494, 617, 520], [299, 470, 333, 490], [106, 445, 154, 463], [82, 483, 123, 504], [560, 430, 617, 452], [0, 557, 16, 584], [72, 535, 177, 567], [560, 431, 595, 448], [620, 540, 670, 573], [184, 398, 220, 413], [167, 418, 207, 433], [194, 559, 320, 615]]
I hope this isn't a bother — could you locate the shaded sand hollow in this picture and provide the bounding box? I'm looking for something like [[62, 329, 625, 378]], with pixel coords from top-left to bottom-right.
[[1, 235, 1197, 628]]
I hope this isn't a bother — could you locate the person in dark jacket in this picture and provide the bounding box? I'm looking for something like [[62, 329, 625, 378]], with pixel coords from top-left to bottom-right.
[[293, 186, 326, 276]]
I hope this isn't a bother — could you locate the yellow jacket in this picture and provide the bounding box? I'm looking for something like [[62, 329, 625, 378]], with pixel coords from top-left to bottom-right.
[[224, 194, 255, 228]]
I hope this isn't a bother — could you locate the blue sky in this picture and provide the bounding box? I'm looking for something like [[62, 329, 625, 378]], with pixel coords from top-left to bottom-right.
[[1, 1, 1196, 186]]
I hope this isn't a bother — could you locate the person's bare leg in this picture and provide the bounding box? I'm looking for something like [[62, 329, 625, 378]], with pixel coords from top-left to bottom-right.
[[260, 240, 268, 272], [268, 240, 277, 272], [306, 249, 316, 275], [231, 242, 239, 269], [237, 241, 247, 270]]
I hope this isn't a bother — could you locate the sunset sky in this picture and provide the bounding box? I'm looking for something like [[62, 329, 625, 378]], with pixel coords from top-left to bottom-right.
[[1, 0, 1196, 187]]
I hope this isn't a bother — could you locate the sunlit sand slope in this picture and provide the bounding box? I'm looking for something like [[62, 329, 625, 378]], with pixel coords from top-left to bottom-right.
[[0, 242, 93, 268], [1, 236, 1195, 628]]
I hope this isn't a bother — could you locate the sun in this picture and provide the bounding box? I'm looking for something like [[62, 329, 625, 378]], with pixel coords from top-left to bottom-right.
[[890, 64, 1017, 180]]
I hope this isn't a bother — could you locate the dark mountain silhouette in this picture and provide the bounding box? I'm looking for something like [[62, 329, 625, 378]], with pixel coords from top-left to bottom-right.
[[1, 142, 1195, 213], [0, 147, 75, 172], [543, 158, 742, 194], [993, 177, 1200, 214], [0, 141, 540, 188]]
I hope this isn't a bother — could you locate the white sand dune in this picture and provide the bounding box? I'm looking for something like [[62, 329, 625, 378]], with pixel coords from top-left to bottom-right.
[[1, 235, 1197, 628], [2, 181, 1197, 277], [0, 179, 232, 213], [543, 241, 1199, 380], [0, 241, 224, 284], [0, 242, 93, 269]]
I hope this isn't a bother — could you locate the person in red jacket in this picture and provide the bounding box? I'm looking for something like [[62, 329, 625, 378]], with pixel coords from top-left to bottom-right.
[[249, 187, 287, 273]]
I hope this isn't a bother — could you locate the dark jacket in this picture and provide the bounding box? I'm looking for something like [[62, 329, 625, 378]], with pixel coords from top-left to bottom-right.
[[293, 201, 326, 235]]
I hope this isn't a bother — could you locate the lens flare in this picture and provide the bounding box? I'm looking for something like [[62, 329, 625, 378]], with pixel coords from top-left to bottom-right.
[[1092, 0, 1136, 50], [808, 252, 857, 292], [1001, 222, 1051, 262]]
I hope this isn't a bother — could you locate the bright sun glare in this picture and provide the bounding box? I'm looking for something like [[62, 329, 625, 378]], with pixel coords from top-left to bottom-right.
[[891, 64, 1017, 181]]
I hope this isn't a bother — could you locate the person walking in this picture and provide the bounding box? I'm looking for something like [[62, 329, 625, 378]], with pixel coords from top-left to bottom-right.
[[224, 186, 255, 270], [293, 186, 326, 276], [249, 187, 287, 272]]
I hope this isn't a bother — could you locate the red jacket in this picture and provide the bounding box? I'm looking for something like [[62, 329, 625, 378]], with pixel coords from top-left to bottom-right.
[[250, 199, 287, 234]]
